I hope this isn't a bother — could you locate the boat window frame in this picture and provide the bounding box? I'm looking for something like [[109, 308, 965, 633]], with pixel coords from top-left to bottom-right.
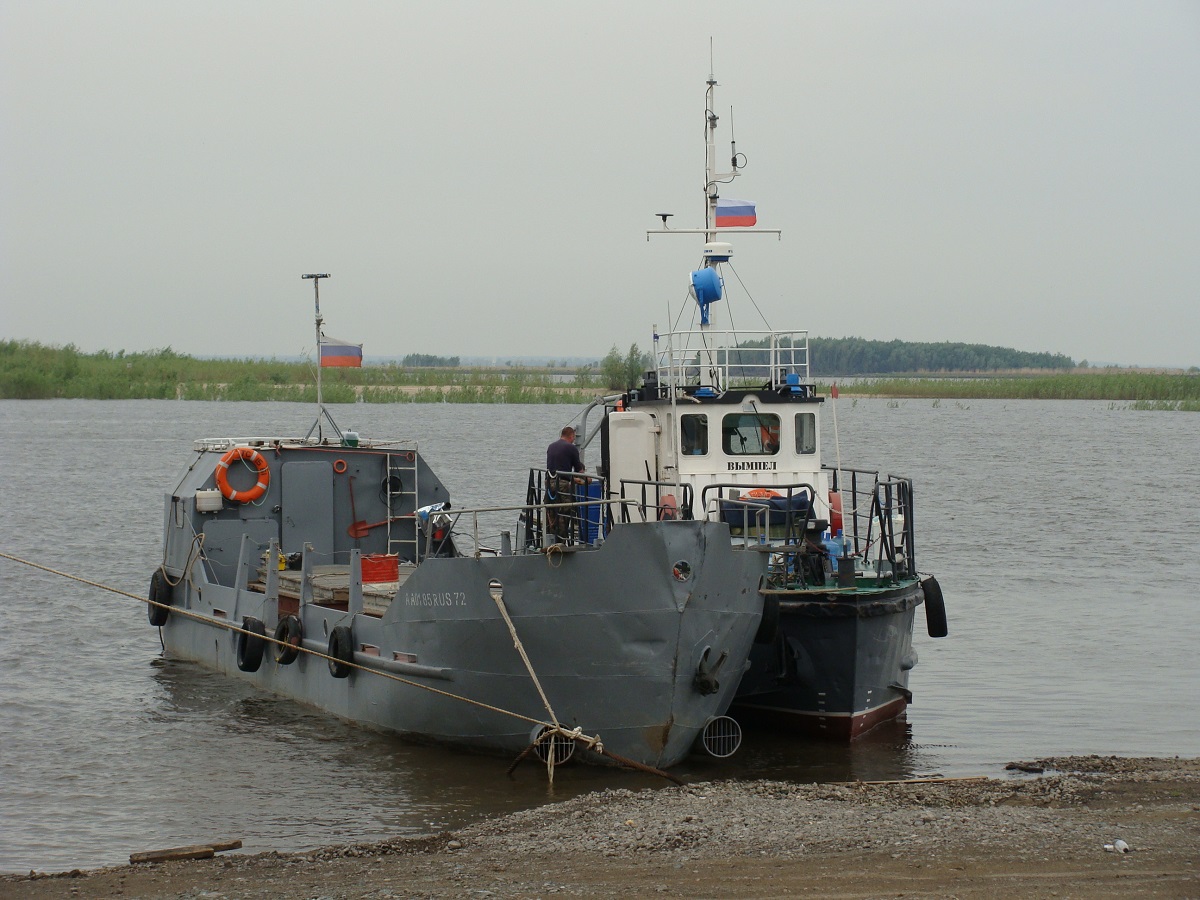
[[721, 412, 781, 456], [680, 413, 709, 456], [795, 411, 817, 455]]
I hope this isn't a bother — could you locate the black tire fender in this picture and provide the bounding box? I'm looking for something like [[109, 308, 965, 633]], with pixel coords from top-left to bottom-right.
[[328, 625, 354, 678], [236, 617, 267, 672], [273, 615, 303, 665], [922, 576, 948, 638], [754, 593, 780, 645], [148, 568, 172, 627]]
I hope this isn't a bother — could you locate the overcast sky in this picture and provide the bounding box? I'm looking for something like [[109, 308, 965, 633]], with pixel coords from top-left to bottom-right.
[[3, 1, 1197, 367]]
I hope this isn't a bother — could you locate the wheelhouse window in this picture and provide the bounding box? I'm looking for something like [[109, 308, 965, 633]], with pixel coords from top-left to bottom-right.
[[722, 413, 780, 455], [680, 414, 708, 455], [795, 412, 816, 454]]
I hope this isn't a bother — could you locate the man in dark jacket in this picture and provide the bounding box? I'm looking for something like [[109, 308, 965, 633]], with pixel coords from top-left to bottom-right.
[[545, 426, 584, 541]]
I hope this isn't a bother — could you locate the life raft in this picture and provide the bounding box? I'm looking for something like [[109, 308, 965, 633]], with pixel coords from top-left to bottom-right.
[[741, 487, 781, 500], [214, 447, 270, 503]]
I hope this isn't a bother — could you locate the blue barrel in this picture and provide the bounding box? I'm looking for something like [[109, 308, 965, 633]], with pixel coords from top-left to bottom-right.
[[584, 480, 603, 544]]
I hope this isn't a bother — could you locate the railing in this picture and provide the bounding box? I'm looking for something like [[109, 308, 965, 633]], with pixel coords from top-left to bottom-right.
[[699, 482, 819, 538], [689, 472, 917, 590], [522, 470, 609, 550], [192, 436, 419, 452], [651, 330, 810, 394], [828, 466, 917, 581], [615, 479, 695, 522]]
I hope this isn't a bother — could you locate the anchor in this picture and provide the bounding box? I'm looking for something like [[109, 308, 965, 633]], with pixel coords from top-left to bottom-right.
[[693, 646, 729, 696]]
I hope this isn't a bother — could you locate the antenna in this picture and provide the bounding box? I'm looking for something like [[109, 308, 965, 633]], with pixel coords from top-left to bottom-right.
[[729, 107, 737, 169], [301, 273, 341, 441], [646, 67, 781, 244]]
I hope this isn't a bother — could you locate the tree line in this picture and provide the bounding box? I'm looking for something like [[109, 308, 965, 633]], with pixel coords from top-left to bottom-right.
[[736, 336, 1075, 375]]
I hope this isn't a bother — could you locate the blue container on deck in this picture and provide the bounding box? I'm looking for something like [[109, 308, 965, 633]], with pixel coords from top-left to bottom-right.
[[823, 529, 850, 572], [584, 480, 603, 544]]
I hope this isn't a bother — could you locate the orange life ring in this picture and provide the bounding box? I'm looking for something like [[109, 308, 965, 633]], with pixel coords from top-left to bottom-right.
[[214, 447, 270, 503], [333, 459, 348, 474], [742, 487, 781, 500]]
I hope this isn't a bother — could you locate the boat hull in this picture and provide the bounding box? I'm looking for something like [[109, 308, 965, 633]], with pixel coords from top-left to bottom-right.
[[158, 519, 766, 769], [732, 580, 923, 741]]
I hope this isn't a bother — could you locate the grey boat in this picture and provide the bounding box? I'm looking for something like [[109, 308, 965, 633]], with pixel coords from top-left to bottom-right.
[[150, 429, 767, 769]]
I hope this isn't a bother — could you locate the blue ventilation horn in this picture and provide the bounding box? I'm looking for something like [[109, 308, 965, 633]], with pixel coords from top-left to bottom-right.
[[690, 267, 723, 325]]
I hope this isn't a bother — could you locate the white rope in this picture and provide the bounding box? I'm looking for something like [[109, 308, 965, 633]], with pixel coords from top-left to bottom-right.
[[489, 584, 559, 726], [830, 383, 846, 533]]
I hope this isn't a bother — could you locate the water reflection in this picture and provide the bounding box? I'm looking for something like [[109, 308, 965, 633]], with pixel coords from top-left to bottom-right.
[[147, 655, 937, 847]]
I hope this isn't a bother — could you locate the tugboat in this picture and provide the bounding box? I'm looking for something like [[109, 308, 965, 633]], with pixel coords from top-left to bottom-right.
[[147, 277, 767, 772], [576, 68, 948, 741]]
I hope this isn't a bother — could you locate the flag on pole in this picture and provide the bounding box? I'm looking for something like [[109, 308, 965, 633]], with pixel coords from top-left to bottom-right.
[[715, 198, 757, 227], [320, 338, 363, 368], [831, 383, 839, 398]]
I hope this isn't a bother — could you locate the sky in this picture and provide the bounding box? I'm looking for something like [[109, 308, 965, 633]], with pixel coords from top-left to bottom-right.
[[3, 1, 1198, 368]]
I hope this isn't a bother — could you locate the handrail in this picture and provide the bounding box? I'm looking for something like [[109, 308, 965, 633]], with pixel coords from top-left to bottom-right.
[[654, 329, 811, 392], [827, 465, 917, 581], [699, 481, 820, 545], [615, 478, 695, 522]]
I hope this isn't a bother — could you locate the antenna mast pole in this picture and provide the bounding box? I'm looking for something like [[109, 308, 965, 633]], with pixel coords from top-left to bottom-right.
[[302, 273, 341, 441]]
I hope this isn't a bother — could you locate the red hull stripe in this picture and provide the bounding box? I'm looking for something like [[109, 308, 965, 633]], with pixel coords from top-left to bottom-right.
[[734, 695, 908, 742]]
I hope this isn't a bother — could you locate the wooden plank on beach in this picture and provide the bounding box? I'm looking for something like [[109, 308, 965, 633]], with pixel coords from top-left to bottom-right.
[[129, 839, 242, 864], [837, 776, 990, 786]]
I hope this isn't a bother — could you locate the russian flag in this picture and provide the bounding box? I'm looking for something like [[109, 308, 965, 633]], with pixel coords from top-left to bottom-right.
[[320, 338, 363, 368], [715, 198, 757, 227]]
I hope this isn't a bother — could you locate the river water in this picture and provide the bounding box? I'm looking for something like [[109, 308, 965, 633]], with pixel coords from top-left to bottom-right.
[[1, 398, 1197, 871]]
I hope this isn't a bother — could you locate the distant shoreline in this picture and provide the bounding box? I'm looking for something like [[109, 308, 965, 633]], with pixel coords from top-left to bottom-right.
[[3, 374, 1198, 407], [2, 337, 1197, 405]]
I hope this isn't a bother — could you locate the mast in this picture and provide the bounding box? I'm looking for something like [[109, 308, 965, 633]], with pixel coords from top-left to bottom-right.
[[646, 69, 781, 391], [704, 71, 740, 238], [302, 273, 342, 441]]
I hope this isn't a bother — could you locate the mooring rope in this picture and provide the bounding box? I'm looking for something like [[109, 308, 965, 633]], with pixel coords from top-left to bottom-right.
[[0, 549, 682, 784], [488, 582, 570, 783], [489, 583, 560, 726]]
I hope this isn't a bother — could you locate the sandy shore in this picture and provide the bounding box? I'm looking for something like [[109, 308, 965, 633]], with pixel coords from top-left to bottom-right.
[[6, 755, 1197, 899]]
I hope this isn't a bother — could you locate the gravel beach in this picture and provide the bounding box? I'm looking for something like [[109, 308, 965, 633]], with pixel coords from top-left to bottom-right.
[[6, 755, 1197, 898]]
